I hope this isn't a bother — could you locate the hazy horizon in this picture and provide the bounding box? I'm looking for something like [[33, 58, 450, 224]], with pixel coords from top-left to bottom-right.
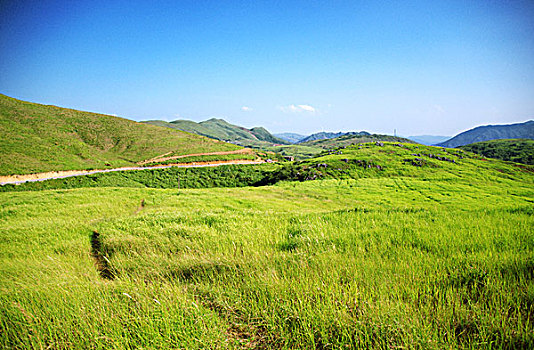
[[1, 1, 533, 136]]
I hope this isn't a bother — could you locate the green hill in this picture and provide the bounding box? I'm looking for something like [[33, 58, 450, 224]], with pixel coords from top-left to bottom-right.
[[459, 139, 534, 165], [438, 120, 534, 148], [264, 131, 408, 161], [0, 94, 239, 175], [298, 131, 370, 143], [249, 126, 284, 144], [2, 141, 533, 348], [144, 118, 290, 146], [257, 141, 533, 186], [299, 133, 414, 149], [5, 141, 532, 192], [144, 119, 218, 139]]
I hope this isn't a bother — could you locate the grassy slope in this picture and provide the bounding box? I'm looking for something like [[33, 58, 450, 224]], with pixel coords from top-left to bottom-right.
[[459, 139, 534, 165], [0, 94, 239, 175], [1, 143, 533, 348], [262, 144, 323, 160], [438, 120, 534, 148], [3, 142, 532, 191], [299, 133, 414, 149], [144, 118, 290, 146], [249, 127, 286, 144], [142, 119, 220, 140], [158, 119, 234, 140]]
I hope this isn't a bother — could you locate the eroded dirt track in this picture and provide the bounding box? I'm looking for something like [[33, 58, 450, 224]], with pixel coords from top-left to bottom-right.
[[0, 159, 264, 185], [138, 148, 255, 165]]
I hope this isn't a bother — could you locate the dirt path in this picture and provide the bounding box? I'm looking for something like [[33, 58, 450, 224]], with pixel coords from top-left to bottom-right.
[[0, 159, 264, 185], [138, 148, 255, 165]]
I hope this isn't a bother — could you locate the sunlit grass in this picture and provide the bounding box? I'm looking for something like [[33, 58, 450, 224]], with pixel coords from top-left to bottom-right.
[[1, 143, 533, 348]]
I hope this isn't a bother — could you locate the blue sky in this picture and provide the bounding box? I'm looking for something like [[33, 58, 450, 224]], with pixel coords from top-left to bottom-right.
[[1, 0, 533, 136]]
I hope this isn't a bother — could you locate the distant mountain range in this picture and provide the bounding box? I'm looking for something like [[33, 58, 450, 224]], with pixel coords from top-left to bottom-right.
[[148, 117, 415, 151], [273, 133, 307, 143], [297, 131, 371, 143], [275, 131, 372, 144], [143, 118, 290, 147], [406, 135, 451, 146], [299, 133, 413, 149], [437, 120, 534, 148], [145, 116, 534, 153]]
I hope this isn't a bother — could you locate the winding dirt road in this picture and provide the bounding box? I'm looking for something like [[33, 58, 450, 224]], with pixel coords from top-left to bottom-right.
[[138, 148, 254, 165], [0, 159, 264, 185]]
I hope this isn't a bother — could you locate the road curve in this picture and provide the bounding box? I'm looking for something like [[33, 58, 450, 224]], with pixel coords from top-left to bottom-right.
[[0, 160, 264, 185]]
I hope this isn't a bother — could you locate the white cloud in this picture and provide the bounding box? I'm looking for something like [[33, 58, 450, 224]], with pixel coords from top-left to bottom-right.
[[298, 104, 315, 112], [279, 104, 317, 114], [241, 106, 252, 112]]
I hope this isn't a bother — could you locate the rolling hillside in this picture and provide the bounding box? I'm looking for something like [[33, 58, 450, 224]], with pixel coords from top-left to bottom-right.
[[297, 131, 371, 143], [459, 139, 534, 165], [7, 140, 531, 192], [0, 94, 240, 175], [299, 133, 413, 149], [144, 118, 290, 147], [438, 120, 534, 147], [2, 141, 533, 348]]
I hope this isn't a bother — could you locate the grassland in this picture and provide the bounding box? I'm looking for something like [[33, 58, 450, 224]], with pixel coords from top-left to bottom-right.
[[261, 144, 323, 160], [143, 153, 258, 166], [0, 94, 239, 175], [298, 134, 414, 149], [1, 143, 533, 349], [459, 139, 534, 165], [0, 163, 276, 192], [143, 118, 290, 147]]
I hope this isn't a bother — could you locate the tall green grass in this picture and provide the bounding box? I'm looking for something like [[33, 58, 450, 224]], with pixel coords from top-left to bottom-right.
[[1, 143, 533, 348], [4, 142, 531, 193]]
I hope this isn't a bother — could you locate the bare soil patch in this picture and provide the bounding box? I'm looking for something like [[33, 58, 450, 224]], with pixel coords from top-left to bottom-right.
[[138, 148, 254, 165]]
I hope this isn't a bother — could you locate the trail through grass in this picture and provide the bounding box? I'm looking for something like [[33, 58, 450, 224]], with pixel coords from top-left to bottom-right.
[[1, 142, 533, 348], [1, 173, 533, 348]]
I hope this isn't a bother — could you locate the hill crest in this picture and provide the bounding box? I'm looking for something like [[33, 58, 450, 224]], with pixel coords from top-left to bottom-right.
[[438, 120, 534, 148], [144, 118, 290, 146], [0, 94, 239, 175]]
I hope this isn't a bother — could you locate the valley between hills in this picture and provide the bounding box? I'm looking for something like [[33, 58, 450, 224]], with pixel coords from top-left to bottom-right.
[[1, 94, 533, 349]]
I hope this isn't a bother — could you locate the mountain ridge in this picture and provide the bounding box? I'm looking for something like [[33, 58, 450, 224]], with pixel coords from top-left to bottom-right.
[[274, 132, 307, 143], [438, 120, 534, 148], [297, 131, 371, 144], [143, 118, 290, 146], [407, 135, 451, 145], [299, 133, 414, 149]]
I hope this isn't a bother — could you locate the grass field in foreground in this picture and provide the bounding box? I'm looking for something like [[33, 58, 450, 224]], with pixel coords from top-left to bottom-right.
[[1, 153, 533, 349]]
